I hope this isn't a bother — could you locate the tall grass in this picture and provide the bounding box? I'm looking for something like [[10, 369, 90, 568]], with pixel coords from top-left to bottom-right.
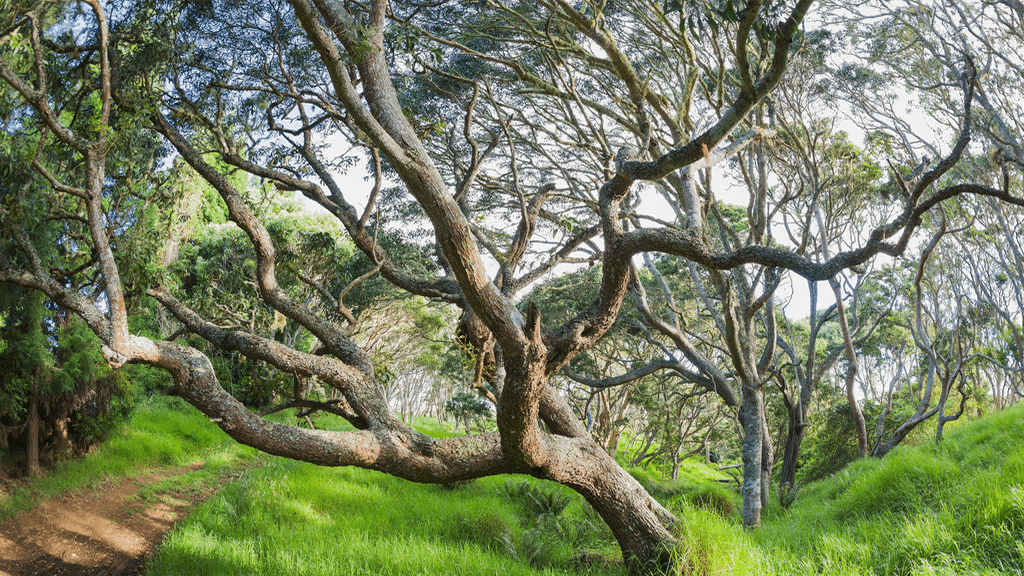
[[145, 410, 621, 575], [144, 402, 1024, 575], [9, 392, 1023, 575], [750, 403, 1024, 575], [145, 458, 623, 576]]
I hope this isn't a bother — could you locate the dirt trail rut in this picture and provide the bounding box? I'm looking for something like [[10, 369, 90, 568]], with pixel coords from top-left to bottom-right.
[[0, 464, 214, 576]]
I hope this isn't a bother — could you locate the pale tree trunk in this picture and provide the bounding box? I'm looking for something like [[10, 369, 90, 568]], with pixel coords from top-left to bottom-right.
[[722, 277, 777, 529], [740, 388, 765, 528], [814, 187, 868, 459], [873, 221, 950, 458], [831, 277, 868, 458]]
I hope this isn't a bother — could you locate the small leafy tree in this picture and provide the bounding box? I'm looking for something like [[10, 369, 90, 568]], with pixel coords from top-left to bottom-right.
[[445, 390, 493, 433]]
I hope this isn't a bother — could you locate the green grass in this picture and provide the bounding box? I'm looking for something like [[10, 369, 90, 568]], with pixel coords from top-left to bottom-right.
[[144, 460, 622, 576], [748, 403, 1024, 575], [631, 460, 741, 519], [145, 411, 623, 576], [0, 395, 260, 521], [9, 394, 1024, 575], [603, 405, 1024, 575]]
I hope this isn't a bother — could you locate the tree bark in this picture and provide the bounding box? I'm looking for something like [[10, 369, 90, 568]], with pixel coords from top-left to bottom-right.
[[740, 388, 764, 529], [546, 439, 677, 576], [831, 278, 868, 458], [759, 407, 774, 510], [26, 367, 42, 479], [778, 401, 805, 490]]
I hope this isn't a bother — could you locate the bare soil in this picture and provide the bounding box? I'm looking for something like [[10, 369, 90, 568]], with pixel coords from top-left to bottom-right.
[[0, 464, 221, 576]]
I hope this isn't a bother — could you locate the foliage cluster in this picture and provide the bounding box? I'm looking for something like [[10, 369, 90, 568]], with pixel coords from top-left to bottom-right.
[[0, 288, 169, 478]]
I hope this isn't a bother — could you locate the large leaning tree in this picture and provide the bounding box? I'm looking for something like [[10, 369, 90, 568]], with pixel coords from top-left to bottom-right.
[[2, 0, 1023, 572]]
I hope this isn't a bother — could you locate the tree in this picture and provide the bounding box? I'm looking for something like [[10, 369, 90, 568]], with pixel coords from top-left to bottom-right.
[[0, 289, 127, 477], [958, 201, 1024, 410], [445, 390, 492, 433], [0, 291, 51, 477], [3, 0, 1023, 572]]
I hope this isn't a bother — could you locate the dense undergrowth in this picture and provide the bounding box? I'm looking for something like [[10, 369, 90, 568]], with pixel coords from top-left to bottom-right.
[[4, 396, 1022, 575]]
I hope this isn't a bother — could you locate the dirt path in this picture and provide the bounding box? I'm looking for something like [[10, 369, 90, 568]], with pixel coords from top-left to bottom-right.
[[0, 464, 225, 576]]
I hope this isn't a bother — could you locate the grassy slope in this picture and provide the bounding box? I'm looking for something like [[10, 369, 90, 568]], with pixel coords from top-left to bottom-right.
[[0, 395, 260, 521], [751, 404, 1024, 576], [674, 405, 1024, 575], [9, 396, 1022, 575]]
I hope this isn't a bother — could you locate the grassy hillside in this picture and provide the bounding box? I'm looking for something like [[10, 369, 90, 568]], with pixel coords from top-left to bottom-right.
[[672, 405, 1024, 575], [7, 396, 1022, 575], [751, 404, 1024, 575]]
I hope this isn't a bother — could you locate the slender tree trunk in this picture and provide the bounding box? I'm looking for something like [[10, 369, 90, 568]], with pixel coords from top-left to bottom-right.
[[832, 279, 868, 458], [26, 367, 42, 479], [759, 407, 774, 510], [844, 364, 867, 458], [778, 402, 804, 490], [740, 388, 764, 529], [249, 360, 264, 407]]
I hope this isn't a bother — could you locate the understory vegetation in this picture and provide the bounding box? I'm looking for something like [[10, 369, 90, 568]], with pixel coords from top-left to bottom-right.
[[8, 397, 1014, 575], [152, 401, 1024, 576]]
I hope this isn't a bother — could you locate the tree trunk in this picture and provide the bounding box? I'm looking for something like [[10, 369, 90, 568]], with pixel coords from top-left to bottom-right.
[[778, 402, 803, 490], [26, 368, 42, 479], [759, 407, 774, 511], [52, 416, 71, 457], [249, 360, 264, 408], [740, 388, 764, 529], [551, 441, 678, 576], [832, 279, 868, 458], [846, 368, 868, 458]]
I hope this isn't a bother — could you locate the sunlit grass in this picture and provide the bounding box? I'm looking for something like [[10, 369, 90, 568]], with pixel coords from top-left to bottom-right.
[[0, 395, 260, 521], [146, 411, 622, 575], [144, 401, 1024, 575], [145, 459, 623, 576], [750, 403, 1024, 575], [8, 391, 1023, 575]]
